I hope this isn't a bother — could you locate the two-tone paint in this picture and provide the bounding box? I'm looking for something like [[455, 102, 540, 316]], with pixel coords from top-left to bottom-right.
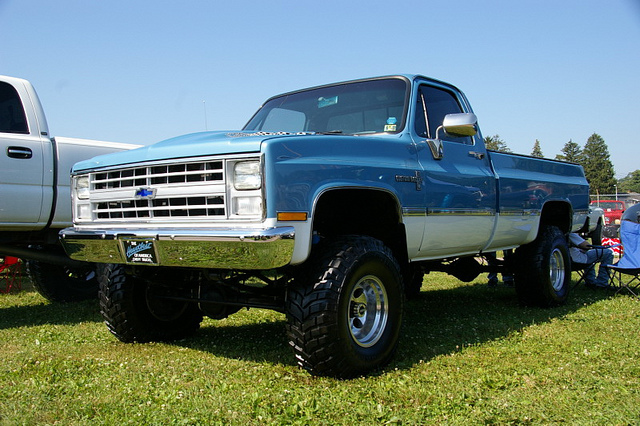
[[59, 74, 590, 269]]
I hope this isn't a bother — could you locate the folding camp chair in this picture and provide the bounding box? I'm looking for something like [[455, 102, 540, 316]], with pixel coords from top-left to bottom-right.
[[571, 260, 597, 288], [569, 230, 618, 289], [0, 256, 23, 293], [607, 203, 640, 298], [571, 245, 617, 289]]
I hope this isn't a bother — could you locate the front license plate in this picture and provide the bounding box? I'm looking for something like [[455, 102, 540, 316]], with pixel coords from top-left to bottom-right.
[[123, 239, 158, 264]]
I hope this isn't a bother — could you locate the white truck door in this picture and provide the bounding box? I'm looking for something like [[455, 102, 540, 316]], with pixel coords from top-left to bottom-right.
[[0, 79, 48, 228]]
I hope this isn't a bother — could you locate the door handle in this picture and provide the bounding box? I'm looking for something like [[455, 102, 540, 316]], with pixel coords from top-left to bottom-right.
[[468, 150, 485, 160], [7, 146, 33, 159]]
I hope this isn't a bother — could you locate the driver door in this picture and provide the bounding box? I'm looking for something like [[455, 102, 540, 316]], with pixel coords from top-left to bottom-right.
[[413, 83, 496, 257]]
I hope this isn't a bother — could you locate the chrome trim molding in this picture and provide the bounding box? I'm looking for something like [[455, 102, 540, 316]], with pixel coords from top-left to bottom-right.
[[402, 207, 426, 217], [498, 209, 542, 216], [60, 226, 295, 270], [426, 208, 495, 216]]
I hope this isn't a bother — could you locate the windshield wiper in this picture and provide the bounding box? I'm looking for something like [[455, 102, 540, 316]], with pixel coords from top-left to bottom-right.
[[315, 130, 343, 135]]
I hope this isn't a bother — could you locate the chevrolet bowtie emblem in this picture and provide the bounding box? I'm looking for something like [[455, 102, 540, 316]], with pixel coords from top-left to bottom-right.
[[134, 187, 157, 199]]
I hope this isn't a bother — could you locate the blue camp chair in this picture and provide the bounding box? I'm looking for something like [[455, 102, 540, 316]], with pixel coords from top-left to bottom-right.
[[607, 203, 640, 297]]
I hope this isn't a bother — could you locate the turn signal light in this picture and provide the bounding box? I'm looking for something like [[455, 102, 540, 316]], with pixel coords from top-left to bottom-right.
[[277, 212, 308, 221]]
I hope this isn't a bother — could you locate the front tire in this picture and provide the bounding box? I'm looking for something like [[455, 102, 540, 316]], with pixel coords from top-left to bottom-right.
[[98, 264, 203, 343], [514, 226, 571, 307], [286, 236, 404, 378], [27, 260, 98, 303]]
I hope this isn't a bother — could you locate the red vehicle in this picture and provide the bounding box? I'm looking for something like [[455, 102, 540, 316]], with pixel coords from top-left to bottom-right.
[[591, 200, 625, 228]]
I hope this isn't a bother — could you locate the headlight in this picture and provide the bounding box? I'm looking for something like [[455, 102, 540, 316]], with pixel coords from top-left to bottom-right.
[[233, 196, 263, 216], [75, 176, 90, 200], [77, 204, 92, 220], [234, 161, 262, 190]]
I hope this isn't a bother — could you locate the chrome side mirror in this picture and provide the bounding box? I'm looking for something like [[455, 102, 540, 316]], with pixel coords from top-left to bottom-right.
[[436, 113, 478, 139]]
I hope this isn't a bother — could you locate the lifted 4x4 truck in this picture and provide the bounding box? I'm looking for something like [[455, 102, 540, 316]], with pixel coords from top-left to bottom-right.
[[60, 75, 593, 377]]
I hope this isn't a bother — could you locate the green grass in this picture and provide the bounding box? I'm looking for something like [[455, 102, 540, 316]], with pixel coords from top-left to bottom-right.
[[1, 274, 640, 425]]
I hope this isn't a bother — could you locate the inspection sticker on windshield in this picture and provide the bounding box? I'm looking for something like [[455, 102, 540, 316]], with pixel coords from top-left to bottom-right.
[[384, 116, 397, 132], [317, 96, 338, 108], [123, 239, 158, 264]]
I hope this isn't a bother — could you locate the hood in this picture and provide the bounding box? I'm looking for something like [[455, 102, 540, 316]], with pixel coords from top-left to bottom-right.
[[71, 131, 279, 172]]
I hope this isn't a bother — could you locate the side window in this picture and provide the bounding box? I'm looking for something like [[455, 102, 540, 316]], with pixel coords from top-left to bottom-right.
[[0, 82, 28, 134], [417, 85, 471, 144]]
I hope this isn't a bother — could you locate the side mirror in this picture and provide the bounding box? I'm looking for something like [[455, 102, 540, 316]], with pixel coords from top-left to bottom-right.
[[426, 113, 477, 160], [436, 113, 478, 139]]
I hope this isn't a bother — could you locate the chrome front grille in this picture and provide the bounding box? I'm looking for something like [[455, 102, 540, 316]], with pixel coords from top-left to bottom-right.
[[88, 159, 228, 222], [93, 160, 224, 189], [96, 196, 225, 219]]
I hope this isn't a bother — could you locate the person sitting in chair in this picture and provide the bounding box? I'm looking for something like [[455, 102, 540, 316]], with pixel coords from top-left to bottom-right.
[[568, 233, 614, 288]]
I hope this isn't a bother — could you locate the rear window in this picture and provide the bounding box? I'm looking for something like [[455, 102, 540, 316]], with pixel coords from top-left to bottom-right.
[[0, 82, 28, 134]]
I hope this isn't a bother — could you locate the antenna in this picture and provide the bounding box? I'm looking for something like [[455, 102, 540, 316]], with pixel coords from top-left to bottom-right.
[[203, 100, 208, 131]]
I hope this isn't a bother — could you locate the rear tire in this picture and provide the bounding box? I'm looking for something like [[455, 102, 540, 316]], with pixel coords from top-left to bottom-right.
[[98, 264, 203, 343], [403, 264, 424, 299], [286, 236, 404, 378], [589, 220, 603, 245], [514, 226, 571, 307]]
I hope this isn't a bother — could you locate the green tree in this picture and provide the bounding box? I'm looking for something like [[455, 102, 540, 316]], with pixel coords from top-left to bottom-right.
[[618, 170, 640, 193], [484, 134, 511, 153], [531, 139, 543, 158], [582, 133, 616, 194], [555, 139, 583, 163]]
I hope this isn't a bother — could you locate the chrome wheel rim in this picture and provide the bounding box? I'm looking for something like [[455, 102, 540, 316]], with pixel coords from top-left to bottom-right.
[[549, 248, 566, 292], [348, 275, 388, 347]]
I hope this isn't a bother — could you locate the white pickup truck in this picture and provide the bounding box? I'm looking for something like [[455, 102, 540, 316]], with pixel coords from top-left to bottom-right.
[[0, 75, 139, 301]]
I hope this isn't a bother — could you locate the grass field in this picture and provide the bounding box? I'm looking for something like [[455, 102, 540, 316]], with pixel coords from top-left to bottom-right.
[[1, 273, 639, 425]]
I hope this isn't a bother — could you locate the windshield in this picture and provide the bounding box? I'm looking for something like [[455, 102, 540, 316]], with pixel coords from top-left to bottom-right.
[[595, 201, 625, 210], [243, 78, 409, 135]]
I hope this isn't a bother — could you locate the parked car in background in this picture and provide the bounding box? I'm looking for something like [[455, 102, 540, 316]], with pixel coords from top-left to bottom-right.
[[591, 199, 625, 237]]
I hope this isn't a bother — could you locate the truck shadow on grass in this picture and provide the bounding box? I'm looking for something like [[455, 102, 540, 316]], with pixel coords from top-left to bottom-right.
[[0, 298, 101, 330], [0, 279, 616, 375], [181, 319, 291, 366], [391, 282, 613, 372], [175, 281, 615, 374]]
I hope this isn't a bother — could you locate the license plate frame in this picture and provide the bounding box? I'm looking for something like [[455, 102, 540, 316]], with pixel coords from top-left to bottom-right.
[[122, 239, 159, 265]]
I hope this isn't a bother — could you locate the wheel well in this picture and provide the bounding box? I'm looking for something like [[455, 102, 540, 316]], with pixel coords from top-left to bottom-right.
[[312, 189, 407, 262], [539, 201, 572, 234]]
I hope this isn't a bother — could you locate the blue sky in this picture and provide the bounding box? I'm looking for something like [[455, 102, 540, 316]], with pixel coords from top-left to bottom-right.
[[1, 0, 639, 179]]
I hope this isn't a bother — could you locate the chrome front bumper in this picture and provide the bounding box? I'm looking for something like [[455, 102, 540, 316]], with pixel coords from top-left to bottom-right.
[[59, 226, 295, 269]]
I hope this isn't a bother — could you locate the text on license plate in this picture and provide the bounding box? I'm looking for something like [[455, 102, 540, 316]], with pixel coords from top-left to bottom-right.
[[123, 239, 158, 264]]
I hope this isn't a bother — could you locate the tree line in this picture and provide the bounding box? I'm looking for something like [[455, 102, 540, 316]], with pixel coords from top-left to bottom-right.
[[484, 133, 639, 194]]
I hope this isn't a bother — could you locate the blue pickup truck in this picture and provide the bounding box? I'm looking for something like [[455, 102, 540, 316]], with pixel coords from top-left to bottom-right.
[[60, 75, 592, 377]]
